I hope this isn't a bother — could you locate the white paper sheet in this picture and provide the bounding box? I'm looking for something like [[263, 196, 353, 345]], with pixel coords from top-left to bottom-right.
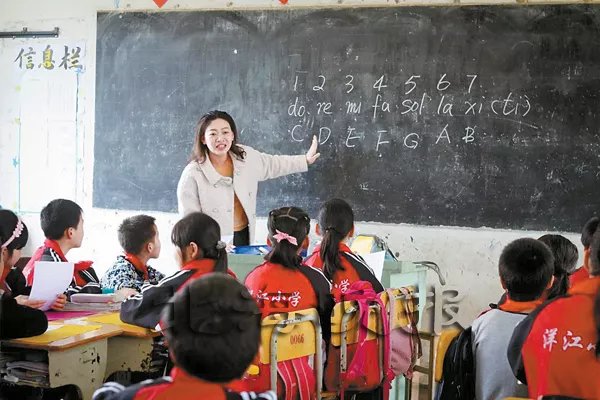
[[29, 261, 74, 311], [360, 251, 386, 280]]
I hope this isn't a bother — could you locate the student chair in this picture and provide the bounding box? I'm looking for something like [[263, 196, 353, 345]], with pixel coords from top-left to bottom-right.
[[259, 308, 323, 399]]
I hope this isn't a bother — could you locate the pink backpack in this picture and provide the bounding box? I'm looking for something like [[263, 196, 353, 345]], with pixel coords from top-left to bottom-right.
[[333, 281, 391, 400], [384, 287, 422, 379], [331, 283, 422, 400]]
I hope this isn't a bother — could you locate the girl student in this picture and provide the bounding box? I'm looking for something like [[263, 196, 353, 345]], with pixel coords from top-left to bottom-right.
[[305, 198, 383, 297], [0, 209, 66, 309], [0, 209, 48, 339], [538, 234, 578, 299], [120, 212, 236, 329], [240, 206, 333, 400]]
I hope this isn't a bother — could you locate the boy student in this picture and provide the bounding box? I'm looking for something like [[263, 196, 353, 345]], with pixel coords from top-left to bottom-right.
[[93, 274, 275, 400], [101, 215, 164, 292], [23, 199, 101, 298], [570, 216, 598, 285], [471, 238, 554, 400], [120, 212, 236, 329], [508, 230, 600, 399]]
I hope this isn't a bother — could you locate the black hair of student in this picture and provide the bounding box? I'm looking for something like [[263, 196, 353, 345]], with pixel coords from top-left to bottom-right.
[[118, 215, 157, 255], [318, 198, 354, 281], [498, 238, 554, 302], [171, 212, 227, 273], [161, 274, 261, 381], [589, 230, 600, 358], [538, 234, 579, 300], [265, 207, 311, 269], [0, 210, 29, 257], [191, 110, 246, 163], [40, 199, 82, 241], [581, 216, 600, 249]]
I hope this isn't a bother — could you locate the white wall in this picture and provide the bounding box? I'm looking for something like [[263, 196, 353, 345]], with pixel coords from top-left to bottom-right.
[[0, 0, 588, 328]]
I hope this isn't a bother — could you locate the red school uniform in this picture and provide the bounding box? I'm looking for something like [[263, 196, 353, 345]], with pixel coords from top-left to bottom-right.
[[23, 239, 101, 298], [236, 260, 333, 400], [304, 242, 384, 297], [569, 266, 590, 286], [92, 367, 275, 400], [120, 259, 236, 329], [508, 277, 600, 400]]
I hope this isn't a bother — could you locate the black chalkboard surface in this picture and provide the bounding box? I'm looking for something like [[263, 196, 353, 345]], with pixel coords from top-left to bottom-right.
[[94, 6, 600, 231]]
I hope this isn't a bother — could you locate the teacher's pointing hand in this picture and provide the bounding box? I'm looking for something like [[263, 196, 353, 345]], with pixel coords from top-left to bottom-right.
[[306, 135, 321, 165]]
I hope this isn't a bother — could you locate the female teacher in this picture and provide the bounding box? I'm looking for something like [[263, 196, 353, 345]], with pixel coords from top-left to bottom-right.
[[176, 110, 320, 246]]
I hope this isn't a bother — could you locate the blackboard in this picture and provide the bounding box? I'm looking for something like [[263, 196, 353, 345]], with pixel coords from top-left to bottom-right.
[[94, 6, 600, 231]]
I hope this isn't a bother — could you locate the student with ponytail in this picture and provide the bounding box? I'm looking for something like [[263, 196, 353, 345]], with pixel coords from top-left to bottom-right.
[[538, 234, 578, 299], [121, 212, 235, 329], [508, 230, 600, 399], [305, 198, 383, 297], [239, 206, 333, 400]]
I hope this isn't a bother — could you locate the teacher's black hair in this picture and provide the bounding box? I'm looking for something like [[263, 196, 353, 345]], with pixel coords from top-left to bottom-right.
[[191, 110, 246, 163]]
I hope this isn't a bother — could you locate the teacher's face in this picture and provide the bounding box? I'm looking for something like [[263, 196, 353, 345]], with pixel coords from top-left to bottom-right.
[[202, 118, 234, 157]]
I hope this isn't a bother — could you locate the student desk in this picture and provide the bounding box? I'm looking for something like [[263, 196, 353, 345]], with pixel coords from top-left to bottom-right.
[[61, 312, 161, 382], [1, 324, 123, 400]]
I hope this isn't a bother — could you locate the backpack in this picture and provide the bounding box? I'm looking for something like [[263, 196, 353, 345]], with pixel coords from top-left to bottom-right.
[[383, 287, 422, 379], [325, 281, 392, 400], [435, 327, 475, 400]]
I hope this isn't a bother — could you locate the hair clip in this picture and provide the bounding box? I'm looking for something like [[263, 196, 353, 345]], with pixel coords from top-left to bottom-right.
[[273, 229, 298, 246], [216, 241, 227, 250], [1, 218, 24, 249]]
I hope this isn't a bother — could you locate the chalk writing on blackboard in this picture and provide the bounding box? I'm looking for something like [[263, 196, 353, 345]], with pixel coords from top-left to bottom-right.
[[287, 71, 534, 151]]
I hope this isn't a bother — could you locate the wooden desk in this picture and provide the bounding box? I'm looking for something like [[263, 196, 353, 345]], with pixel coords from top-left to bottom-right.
[[80, 313, 161, 380], [1, 324, 122, 400]]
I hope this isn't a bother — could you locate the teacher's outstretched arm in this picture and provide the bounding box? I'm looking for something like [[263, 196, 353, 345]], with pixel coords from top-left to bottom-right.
[[256, 136, 320, 181]]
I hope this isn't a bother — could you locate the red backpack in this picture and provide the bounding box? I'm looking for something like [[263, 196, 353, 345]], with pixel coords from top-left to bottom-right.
[[325, 281, 389, 400], [326, 282, 422, 400]]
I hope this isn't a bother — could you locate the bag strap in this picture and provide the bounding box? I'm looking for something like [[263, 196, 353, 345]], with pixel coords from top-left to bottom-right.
[[398, 287, 422, 362], [340, 294, 392, 400]]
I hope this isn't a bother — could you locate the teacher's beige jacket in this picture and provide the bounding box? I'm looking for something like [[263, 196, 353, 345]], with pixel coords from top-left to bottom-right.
[[176, 145, 308, 243]]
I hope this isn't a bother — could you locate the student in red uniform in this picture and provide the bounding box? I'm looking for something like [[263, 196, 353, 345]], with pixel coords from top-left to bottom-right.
[[508, 230, 600, 399], [23, 199, 101, 299], [304, 199, 384, 400], [0, 209, 66, 309], [538, 234, 578, 300], [305, 198, 383, 298], [241, 206, 333, 400], [0, 213, 48, 340], [570, 216, 598, 286], [120, 212, 236, 329], [93, 274, 275, 400]]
